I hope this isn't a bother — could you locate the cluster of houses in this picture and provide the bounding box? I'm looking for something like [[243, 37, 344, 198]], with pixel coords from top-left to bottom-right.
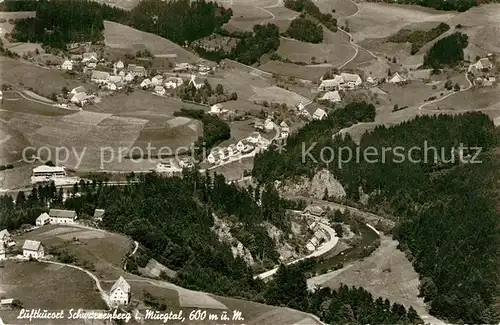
[[140, 74, 189, 96], [468, 57, 496, 87], [253, 118, 290, 139], [302, 206, 329, 252], [207, 132, 269, 165], [35, 209, 78, 226], [154, 157, 195, 176], [294, 102, 328, 121]]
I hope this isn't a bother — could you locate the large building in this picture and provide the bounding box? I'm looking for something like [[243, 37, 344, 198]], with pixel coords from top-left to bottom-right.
[[22, 240, 44, 259], [109, 276, 131, 306], [48, 209, 77, 224]]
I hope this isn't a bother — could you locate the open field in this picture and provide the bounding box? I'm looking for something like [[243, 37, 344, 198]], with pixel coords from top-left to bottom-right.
[[0, 57, 83, 97], [103, 21, 200, 63], [345, 3, 456, 44], [309, 235, 430, 320], [0, 260, 106, 324], [224, 5, 274, 32], [259, 60, 330, 80], [313, 0, 358, 18]]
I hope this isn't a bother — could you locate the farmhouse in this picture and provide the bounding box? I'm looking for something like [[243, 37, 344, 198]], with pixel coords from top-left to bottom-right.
[[70, 86, 86, 95], [82, 52, 98, 63], [164, 77, 183, 89], [388, 72, 405, 84], [154, 85, 166, 96], [49, 209, 77, 224], [124, 73, 134, 83], [246, 131, 263, 144], [318, 79, 340, 91], [474, 58, 493, 71], [151, 75, 164, 86], [174, 63, 195, 72], [312, 108, 328, 120], [208, 148, 222, 164], [366, 76, 375, 84], [227, 144, 239, 156], [36, 212, 50, 226], [109, 276, 131, 307], [0, 230, 11, 242], [128, 64, 147, 77], [107, 83, 117, 91], [280, 121, 290, 138], [22, 240, 44, 259], [340, 73, 362, 89], [70, 54, 83, 61], [140, 78, 152, 89], [61, 60, 73, 71], [94, 209, 105, 221], [91, 71, 110, 84], [320, 91, 341, 103], [70, 92, 88, 106]]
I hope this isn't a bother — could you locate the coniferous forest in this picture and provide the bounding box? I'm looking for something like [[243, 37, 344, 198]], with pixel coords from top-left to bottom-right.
[[253, 111, 500, 323]]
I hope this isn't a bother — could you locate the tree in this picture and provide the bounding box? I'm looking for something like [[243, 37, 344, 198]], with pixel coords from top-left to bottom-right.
[[453, 83, 460, 91], [230, 92, 238, 100], [215, 84, 224, 95]]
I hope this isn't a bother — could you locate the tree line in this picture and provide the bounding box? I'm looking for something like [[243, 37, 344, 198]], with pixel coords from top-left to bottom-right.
[[284, 14, 324, 43], [423, 32, 468, 69]]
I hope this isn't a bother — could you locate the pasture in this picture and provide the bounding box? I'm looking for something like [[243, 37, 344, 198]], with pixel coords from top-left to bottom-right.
[[259, 60, 330, 80], [0, 260, 106, 324], [103, 21, 200, 63], [0, 57, 82, 97]]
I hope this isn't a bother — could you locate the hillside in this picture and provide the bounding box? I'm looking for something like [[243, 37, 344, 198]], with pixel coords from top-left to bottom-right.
[[103, 20, 201, 63]]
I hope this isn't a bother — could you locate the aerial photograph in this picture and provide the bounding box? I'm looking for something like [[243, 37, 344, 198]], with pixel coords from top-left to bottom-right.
[[0, 0, 499, 323]]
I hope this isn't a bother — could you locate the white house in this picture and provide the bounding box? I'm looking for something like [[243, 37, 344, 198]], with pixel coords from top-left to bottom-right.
[[70, 92, 87, 107], [264, 118, 276, 132], [340, 73, 362, 89], [475, 58, 493, 70], [246, 131, 262, 144], [22, 240, 44, 259], [366, 76, 375, 84], [388, 72, 404, 84], [151, 75, 164, 86], [280, 121, 290, 138], [227, 144, 239, 156], [36, 212, 50, 226], [318, 79, 340, 91], [320, 91, 341, 103], [94, 209, 105, 221], [48, 209, 77, 224], [109, 276, 130, 307], [61, 59, 73, 71], [91, 71, 110, 84], [154, 85, 165, 96], [107, 82, 117, 91], [124, 73, 134, 83], [140, 78, 152, 89], [86, 62, 97, 70], [312, 108, 328, 120], [209, 103, 223, 115], [0, 230, 10, 242], [114, 60, 124, 70], [70, 86, 86, 95], [82, 52, 98, 64], [207, 148, 223, 164], [164, 77, 183, 89], [155, 160, 182, 176]]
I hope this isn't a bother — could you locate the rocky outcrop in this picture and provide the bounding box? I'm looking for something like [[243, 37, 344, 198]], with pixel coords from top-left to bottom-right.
[[278, 169, 346, 199], [263, 222, 299, 263], [211, 215, 255, 265]]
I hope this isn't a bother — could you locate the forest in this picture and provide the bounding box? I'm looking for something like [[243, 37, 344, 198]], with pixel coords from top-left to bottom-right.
[[367, 0, 477, 11], [0, 172, 421, 324], [284, 0, 337, 32], [423, 32, 468, 69], [388, 23, 450, 55], [253, 111, 500, 323], [9, 0, 231, 49], [284, 15, 324, 43]]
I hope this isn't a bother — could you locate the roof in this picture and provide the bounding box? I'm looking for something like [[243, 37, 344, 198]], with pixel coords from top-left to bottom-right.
[[250, 131, 260, 138], [479, 58, 492, 67], [72, 92, 87, 102], [0, 298, 14, 305], [49, 209, 76, 219], [313, 108, 327, 117], [319, 79, 339, 88], [154, 85, 165, 91], [111, 276, 130, 294], [83, 52, 97, 59], [91, 71, 109, 80], [71, 86, 86, 94], [0, 229, 9, 238], [33, 165, 65, 173], [340, 73, 361, 82], [321, 91, 341, 102], [37, 212, 50, 221], [94, 209, 105, 218], [62, 59, 72, 65], [134, 65, 146, 72], [109, 75, 122, 83], [165, 77, 183, 83], [22, 240, 42, 251]]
